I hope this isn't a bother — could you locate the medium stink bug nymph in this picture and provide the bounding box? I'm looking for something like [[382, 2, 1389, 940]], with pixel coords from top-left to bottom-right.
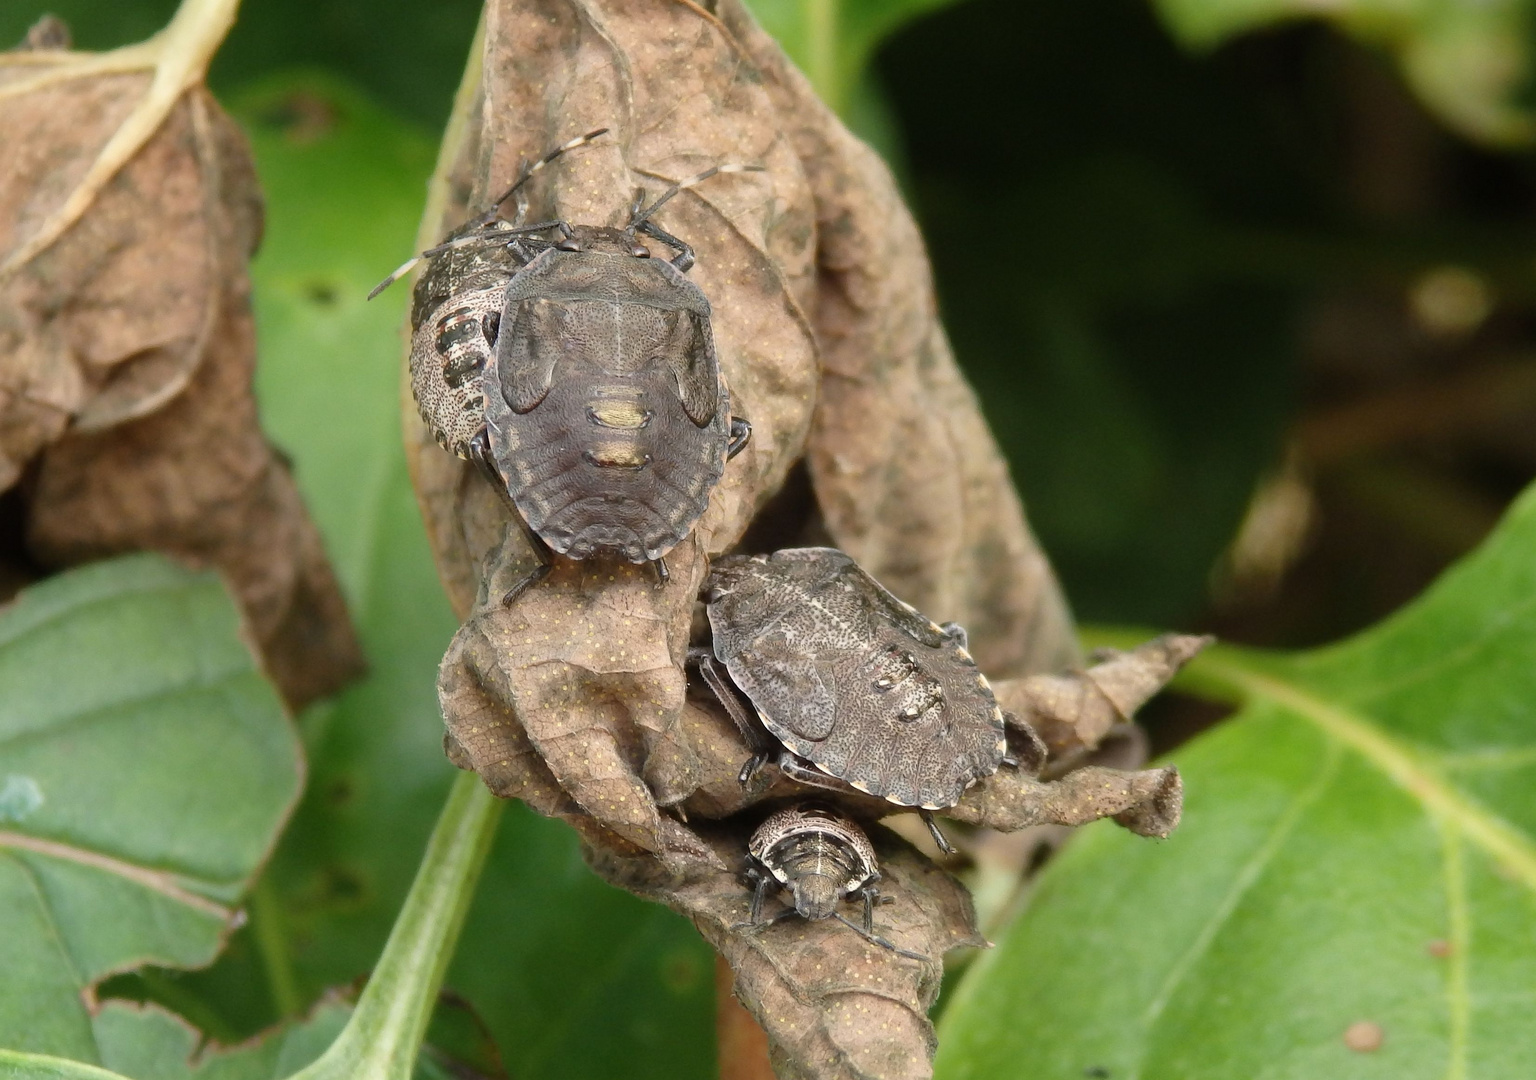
[[744, 803, 924, 960], [374, 130, 757, 602], [694, 547, 1037, 854]]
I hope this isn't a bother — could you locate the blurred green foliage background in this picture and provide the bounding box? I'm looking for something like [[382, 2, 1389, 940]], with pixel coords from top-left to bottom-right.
[[7, 0, 1536, 1076]]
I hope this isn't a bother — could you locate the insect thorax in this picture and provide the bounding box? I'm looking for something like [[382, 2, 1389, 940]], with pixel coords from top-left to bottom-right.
[[485, 246, 729, 562], [706, 549, 1009, 808]]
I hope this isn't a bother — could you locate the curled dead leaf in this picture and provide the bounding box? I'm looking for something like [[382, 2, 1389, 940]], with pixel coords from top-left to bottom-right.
[[409, 2, 1184, 1076], [998, 633, 1214, 774], [0, 9, 363, 708]]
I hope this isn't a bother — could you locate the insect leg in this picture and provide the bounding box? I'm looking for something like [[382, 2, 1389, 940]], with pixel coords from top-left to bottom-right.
[[748, 866, 771, 925], [650, 556, 669, 589], [831, 913, 928, 962], [635, 219, 696, 273], [777, 756, 861, 796], [860, 885, 878, 934], [690, 649, 777, 783], [630, 163, 766, 228], [736, 751, 774, 787], [468, 429, 553, 606], [727, 417, 752, 460], [920, 810, 958, 856]]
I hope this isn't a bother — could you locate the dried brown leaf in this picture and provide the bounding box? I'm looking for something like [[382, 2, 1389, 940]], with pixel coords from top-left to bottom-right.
[[416, 0, 822, 845], [996, 633, 1213, 770], [405, 3, 1154, 1077], [950, 763, 1184, 839], [587, 816, 981, 1080], [0, 11, 363, 709]]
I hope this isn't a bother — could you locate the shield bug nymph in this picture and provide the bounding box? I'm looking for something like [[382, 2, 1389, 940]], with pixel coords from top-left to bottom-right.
[[744, 803, 924, 960], [694, 547, 1036, 853], [374, 130, 757, 602]]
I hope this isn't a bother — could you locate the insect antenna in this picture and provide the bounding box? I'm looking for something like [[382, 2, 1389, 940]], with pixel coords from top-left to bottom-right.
[[629, 163, 765, 229], [473, 127, 610, 229], [367, 254, 429, 301], [366, 128, 608, 300]]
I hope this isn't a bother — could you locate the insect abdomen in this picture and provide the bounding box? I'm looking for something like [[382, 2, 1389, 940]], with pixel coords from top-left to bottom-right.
[[492, 367, 726, 562]]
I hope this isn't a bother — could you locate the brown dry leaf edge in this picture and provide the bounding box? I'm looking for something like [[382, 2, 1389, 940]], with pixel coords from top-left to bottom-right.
[[0, 11, 363, 708]]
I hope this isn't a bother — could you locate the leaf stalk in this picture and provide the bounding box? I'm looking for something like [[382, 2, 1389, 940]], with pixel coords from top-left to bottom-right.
[[286, 772, 502, 1080]]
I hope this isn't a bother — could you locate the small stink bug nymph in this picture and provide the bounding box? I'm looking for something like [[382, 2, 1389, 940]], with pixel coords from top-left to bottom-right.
[[694, 547, 1028, 854], [374, 130, 756, 601], [744, 803, 924, 959]]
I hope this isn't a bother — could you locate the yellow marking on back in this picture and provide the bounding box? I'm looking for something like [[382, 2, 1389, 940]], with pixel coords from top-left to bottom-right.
[[585, 442, 651, 469], [588, 400, 652, 429]]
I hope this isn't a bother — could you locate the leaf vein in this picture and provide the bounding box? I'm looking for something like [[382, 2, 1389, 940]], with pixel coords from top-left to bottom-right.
[[1132, 743, 1341, 1070], [0, 671, 255, 749], [1439, 824, 1470, 1080], [1201, 656, 1536, 896], [0, 831, 236, 920]]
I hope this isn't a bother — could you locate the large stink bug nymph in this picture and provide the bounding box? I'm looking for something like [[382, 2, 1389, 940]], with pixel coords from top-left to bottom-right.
[[744, 803, 924, 959], [694, 547, 1027, 853], [374, 130, 756, 601]]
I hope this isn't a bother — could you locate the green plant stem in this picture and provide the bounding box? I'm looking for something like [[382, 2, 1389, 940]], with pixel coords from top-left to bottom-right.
[[802, 0, 840, 111], [251, 874, 303, 1018], [287, 772, 502, 1080]]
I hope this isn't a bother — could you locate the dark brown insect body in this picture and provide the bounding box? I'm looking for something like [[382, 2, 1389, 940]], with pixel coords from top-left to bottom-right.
[[696, 547, 1014, 850], [744, 804, 921, 958], [378, 131, 753, 600], [486, 226, 730, 565]]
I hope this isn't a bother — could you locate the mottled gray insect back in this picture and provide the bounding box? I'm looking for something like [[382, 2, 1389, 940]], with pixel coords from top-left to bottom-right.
[[703, 547, 1010, 812], [744, 803, 922, 959], [487, 226, 728, 567], [374, 130, 754, 600]]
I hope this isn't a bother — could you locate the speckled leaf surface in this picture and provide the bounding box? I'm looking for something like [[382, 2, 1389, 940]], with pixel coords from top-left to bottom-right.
[[0, 555, 301, 1064], [937, 483, 1536, 1079]]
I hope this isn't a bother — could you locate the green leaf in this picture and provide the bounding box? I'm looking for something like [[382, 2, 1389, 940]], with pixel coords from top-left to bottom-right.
[[14, 765, 498, 1080], [448, 803, 716, 1080], [0, 555, 302, 1064], [0, 1051, 129, 1080], [188, 72, 716, 1077], [742, 0, 962, 113], [1150, 0, 1536, 145], [0, 1000, 429, 1079], [936, 483, 1536, 1078]]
